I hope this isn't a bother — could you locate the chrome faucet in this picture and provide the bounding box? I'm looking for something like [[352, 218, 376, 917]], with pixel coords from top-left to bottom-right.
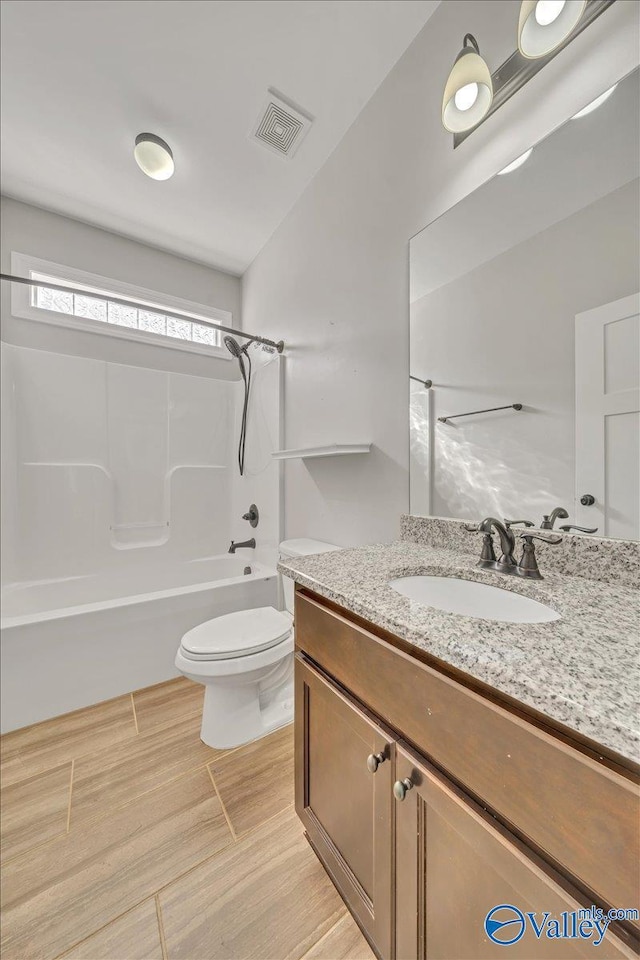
[[540, 507, 568, 529], [541, 506, 597, 534], [228, 538, 256, 553], [478, 518, 517, 572], [466, 518, 561, 579]]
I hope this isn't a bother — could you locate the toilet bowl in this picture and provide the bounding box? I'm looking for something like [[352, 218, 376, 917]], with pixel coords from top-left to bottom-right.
[[175, 538, 340, 749]]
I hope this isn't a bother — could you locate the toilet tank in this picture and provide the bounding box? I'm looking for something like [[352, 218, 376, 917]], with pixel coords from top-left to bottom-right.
[[279, 538, 341, 614]]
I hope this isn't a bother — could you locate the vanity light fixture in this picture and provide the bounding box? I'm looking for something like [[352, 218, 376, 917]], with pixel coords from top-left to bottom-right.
[[497, 148, 533, 175], [441, 34, 493, 134], [518, 1, 587, 58], [134, 133, 175, 181], [571, 82, 618, 118], [446, 0, 614, 146]]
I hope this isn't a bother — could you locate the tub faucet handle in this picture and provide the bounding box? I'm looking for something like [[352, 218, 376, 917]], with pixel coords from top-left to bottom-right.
[[242, 504, 259, 528]]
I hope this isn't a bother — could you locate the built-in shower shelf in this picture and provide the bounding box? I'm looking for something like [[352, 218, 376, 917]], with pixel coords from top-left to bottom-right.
[[271, 443, 372, 460]]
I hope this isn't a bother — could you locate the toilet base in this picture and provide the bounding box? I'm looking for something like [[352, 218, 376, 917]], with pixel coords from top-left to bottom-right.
[[199, 659, 294, 749]]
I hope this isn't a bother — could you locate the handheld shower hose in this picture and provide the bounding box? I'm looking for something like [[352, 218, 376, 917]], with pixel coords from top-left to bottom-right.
[[223, 335, 252, 476]]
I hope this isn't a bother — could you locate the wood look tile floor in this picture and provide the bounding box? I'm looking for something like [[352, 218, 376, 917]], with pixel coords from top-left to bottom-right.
[[0, 677, 374, 960]]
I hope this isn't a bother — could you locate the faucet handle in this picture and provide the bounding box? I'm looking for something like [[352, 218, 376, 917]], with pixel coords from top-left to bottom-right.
[[517, 533, 561, 579], [504, 519, 534, 528], [242, 504, 259, 528], [463, 524, 496, 566], [519, 533, 562, 545], [558, 524, 598, 534]]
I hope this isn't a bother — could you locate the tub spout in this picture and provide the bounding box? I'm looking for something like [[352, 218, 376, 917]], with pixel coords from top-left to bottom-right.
[[228, 538, 256, 553]]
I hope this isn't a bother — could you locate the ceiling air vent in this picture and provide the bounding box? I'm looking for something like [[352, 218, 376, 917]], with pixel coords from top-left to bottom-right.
[[250, 90, 313, 159]]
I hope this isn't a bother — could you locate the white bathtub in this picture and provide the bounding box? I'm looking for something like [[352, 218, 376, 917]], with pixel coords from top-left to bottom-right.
[[0, 556, 278, 732]]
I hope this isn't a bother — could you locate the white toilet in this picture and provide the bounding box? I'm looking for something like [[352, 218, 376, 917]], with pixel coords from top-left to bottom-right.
[[175, 538, 340, 749]]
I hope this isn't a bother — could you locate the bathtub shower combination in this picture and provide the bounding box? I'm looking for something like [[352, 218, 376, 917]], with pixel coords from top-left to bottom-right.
[[0, 341, 282, 732]]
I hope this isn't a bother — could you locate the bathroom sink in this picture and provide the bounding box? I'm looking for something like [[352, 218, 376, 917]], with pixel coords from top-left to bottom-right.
[[389, 575, 560, 624]]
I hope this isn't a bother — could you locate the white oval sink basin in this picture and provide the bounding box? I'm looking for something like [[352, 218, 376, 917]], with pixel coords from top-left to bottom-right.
[[389, 576, 560, 624]]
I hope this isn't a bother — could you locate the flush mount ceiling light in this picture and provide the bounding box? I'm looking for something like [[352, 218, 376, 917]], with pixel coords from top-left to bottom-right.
[[571, 82, 618, 118], [134, 133, 175, 181], [518, 1, 587, 58], [442, 34, 493, 134], [446, 0, 613, 146], [497, 148, 533, 175]]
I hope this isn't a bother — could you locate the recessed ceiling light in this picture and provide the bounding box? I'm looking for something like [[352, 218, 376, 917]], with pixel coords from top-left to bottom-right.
[[134, 133, 174, 181], [571, 84, 618, 119], [497, 148, 533, 175]]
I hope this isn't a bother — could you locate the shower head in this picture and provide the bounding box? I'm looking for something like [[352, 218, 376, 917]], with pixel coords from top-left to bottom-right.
[[223, 335, 248, 359]]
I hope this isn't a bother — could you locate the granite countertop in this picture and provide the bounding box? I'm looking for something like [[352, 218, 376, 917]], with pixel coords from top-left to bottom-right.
[[279, 540, 640, 764]]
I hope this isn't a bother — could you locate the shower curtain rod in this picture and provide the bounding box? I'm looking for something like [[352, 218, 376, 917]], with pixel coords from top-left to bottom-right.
[[0, 273, 285, 353], [410, 375, 432, 388]]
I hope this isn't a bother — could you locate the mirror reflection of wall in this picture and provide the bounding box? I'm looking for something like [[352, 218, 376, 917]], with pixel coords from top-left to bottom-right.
[[409, 68, 640, 540]]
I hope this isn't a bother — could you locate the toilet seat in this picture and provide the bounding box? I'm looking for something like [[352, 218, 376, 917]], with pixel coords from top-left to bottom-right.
[[180, 606, 292, 661]]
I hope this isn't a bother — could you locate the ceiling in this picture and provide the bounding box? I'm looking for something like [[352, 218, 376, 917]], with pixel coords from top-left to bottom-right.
[[0, 0, 439, 275]]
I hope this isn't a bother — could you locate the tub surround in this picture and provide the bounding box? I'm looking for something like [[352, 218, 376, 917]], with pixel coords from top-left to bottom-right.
[[279, 521, 640, 765], [1, 340, 283, 733]]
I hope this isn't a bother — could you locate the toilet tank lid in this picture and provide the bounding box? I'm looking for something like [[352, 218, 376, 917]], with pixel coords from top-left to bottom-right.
[[279, 538, 341, 558]]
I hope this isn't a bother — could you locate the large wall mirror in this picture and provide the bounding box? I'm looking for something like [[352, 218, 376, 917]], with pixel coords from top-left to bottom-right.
[[410, 68, 639, 540]]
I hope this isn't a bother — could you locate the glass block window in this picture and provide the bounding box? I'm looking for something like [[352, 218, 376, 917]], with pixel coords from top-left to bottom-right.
[[29, 271, 223, 350]]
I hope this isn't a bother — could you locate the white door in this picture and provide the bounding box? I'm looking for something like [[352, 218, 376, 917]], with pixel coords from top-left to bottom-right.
[[575, 293, 640, 540]]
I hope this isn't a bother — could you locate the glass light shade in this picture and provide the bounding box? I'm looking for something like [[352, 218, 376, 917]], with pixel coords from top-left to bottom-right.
[[134, 133, 175, 181], [442, 39, 493, 134], [571, 84, 618, 119], [497, 148, 533, 175], [518, 0, 586, 58]]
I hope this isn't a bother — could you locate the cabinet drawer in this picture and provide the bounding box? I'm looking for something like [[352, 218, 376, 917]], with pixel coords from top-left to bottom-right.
[[295, 590, 640, 925]]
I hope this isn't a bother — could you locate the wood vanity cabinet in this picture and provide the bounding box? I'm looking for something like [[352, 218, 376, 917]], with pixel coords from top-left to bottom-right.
[[294, 588, 640, 960], [295, 655, 394, 957]]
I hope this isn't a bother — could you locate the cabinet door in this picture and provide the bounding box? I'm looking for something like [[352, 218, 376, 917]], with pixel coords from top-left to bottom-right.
[[295, 653, 393, 958], [395, 744, 636, 960]]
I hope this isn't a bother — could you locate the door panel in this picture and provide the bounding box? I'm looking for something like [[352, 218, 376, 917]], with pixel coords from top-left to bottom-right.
[[395, 744, 636, 960], [295, 653, 393, 958], [575, 293, 640, 539]]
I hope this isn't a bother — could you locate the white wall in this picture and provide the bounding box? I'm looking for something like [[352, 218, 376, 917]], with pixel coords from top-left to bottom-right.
[[410, 178, 640, 522], [242, 0, 640, 546], [0, 196, 242, 379]]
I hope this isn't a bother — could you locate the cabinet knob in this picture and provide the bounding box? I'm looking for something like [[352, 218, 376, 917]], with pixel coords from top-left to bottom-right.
[[393, 778, 414, 801], [367, 752, 386, 773]]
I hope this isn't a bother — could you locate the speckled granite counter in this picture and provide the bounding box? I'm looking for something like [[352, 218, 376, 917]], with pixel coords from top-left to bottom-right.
[[279, 539, 640, 765]]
